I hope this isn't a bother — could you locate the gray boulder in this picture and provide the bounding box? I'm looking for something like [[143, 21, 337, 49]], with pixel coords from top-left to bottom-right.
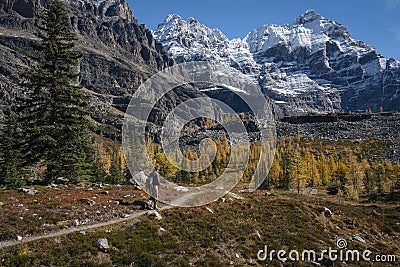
[[18, 188, 39, 195], [95, 238, 110, 251]]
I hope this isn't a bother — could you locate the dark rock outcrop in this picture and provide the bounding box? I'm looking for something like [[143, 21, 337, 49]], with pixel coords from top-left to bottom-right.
[[0, 0, 173, 124]]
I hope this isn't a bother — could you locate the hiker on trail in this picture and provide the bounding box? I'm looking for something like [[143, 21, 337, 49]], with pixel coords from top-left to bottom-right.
[[146, 167, 160, 209]]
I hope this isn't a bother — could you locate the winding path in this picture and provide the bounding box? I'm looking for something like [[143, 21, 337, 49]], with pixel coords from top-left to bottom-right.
[[0, 191, 204, 250]]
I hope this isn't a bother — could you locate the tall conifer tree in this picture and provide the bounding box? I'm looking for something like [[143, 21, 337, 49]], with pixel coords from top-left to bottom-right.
[[17, 0, 94, 183], [0, 107, 26, 188]]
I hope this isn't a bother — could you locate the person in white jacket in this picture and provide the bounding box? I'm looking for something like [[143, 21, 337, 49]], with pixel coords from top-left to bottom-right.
[[146, 167, 160, 209]]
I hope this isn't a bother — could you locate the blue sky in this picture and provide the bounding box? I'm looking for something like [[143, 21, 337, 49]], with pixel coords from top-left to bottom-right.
[[128, 0, 400, 59]]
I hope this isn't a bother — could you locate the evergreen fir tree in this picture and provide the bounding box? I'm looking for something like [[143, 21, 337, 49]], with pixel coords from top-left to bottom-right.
[[0, 107, 26, 188], [108, 157, 125, 184], [17, 0, 94, 183]]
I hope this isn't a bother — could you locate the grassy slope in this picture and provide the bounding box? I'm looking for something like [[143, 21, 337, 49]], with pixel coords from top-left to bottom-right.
[[0, 187, 399, 267], [0, 185, 147, 241]]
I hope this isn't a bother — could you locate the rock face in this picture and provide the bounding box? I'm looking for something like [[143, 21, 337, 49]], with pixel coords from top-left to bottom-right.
[[154, 10, 400, 115], [0, 0, 173, 123], [277, 113, 400, 161]]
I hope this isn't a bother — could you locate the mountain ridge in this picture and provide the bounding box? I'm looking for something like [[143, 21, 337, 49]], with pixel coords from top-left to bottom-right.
[[154, 10, 400, 115], [0, 0, 173, 125]]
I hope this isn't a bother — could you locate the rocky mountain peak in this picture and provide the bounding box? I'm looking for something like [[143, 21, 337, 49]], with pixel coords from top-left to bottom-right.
[[187, 17, 199, 25], [0, 0, 134, 21], [294, 9, 350, 40], [245, 9, 353, 56], [293, 9, 321, 25], [156, 14, 228, 43], [154, 14, 230, 60], [154, 14, 259, 74], [163, 14, 183, 23], [94, 0, 134, 22]]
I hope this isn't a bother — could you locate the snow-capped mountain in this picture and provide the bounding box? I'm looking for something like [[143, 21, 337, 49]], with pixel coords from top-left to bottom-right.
[[154, 10, 400, 115], [154, 14, 259, 74], [245, 10, 354, 59]]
